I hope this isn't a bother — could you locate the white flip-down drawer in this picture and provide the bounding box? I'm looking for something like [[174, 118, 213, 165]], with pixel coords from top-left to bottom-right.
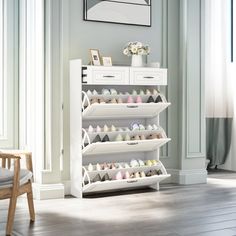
[[86, 66, 129, 85], [130, 68, 167, 85]]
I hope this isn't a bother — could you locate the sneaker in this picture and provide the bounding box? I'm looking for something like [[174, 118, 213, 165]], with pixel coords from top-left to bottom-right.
[[98, 98, 106, 104], [90, 98, 99, 104], [152, 124, 159, 130], [92, 135, 102, 143], [147, 96, 155, 103], [132, 89, 138, 95], [110, 163, 116, 170], [87, 163, 93, 171], [96, 163, 101, 171], [155, 95, 163, 103], [157, 169, 162, 175], [134, 172, 140, 178], [151, 160, 158, 166], [132, 135, 140, 141], [156, 133, 162, 139], [109, 98, 117, 104], [88, 125, 94, 133], [102, 135, 110, 142], [124, 163, 130, 168], [147, 134, 157, 139], [131, 123, 140, 131], [102, 163, 109, 170]]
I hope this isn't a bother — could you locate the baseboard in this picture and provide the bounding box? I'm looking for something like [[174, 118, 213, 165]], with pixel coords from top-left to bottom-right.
[[166, 168, 207, 185], [62, 180, 71, 195], [33, 183, 65, 200]]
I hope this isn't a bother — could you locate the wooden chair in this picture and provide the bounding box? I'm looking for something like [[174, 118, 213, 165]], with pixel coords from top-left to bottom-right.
[[0, 150, 35, 236]]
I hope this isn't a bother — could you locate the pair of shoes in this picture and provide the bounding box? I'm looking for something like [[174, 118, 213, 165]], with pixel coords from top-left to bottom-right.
[[86, 90, 98, 96], [114, 134, 133, 141], [145, 160, 159, 167], [146, 124, 159, 130], [92, 134, 110, 143], [88, 125, 118, 133], [90, 98, 106, 104], [108, 98, 123, 104], [146, 169, 162, 177], [131, 134, 146, 141], [147, 133, 163, 139], [130, 159, 145, 167], [147, 95, 163, 103], [131, 123, 145, 131], [130, 171, 146, 178], [92, 173, 111, 182], [115, 162, 130, 169], [127, 95, 142, 103], [102, 88, 117, 95]]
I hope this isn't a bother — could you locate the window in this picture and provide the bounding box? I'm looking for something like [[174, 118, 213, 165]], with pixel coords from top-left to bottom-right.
[[0, 0, 18, 148]]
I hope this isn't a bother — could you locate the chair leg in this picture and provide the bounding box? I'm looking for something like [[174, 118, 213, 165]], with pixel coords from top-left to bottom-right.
[[6, 195, 18, 236], [27, 184, 35, 222]]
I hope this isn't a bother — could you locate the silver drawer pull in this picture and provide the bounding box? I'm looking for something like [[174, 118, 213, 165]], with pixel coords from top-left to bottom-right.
[[103, 75, 115, 78], [127, 105, 138, 108], [127, 180, 138, 183], [127, 142, 138, 145], [143, 76, 154, 79]]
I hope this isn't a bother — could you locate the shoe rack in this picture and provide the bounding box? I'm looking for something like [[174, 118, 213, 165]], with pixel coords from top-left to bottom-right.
[[70, 59, 171, 198]]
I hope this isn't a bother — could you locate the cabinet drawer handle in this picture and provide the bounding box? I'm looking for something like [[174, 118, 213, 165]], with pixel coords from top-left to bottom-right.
[[127, 142, 138, 145], [127, 105, 138, 108], [103, 75, 115, 78], [127, 180, 138, 183], [143, 76, 154, 79]]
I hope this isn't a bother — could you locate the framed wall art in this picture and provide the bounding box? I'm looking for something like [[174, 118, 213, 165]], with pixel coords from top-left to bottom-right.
[[83, 0, 152, 27]]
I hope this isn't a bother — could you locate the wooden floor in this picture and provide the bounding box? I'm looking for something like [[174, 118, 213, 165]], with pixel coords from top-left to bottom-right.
[[1, 170, 236, 236]]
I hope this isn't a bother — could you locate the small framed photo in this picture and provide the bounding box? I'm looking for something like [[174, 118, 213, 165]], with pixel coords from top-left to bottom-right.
[[102, 57, 113, 66], [90, 49, 101, 66]]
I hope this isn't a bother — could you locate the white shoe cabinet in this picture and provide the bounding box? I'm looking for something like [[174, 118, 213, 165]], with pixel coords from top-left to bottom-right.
[[70, 59, 171, 198]]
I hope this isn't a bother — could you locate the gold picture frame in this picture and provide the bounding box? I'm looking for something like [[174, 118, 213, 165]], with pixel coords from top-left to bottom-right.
[[102, 57, 113, 66], [89, 49, 101, 66]]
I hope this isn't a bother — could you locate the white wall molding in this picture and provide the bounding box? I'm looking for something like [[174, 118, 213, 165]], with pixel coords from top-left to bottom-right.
[[167, 168, 207, 185], [33, 183, 64, 200]]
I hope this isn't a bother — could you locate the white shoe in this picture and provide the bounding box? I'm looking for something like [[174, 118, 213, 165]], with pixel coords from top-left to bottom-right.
[[138, 159, 145, 166], [139, 124, 145, 130], [96, 125, 102, 132], [124, 134, 131, 141], [115, 134, 123, 142], [102, 88, 110, 95], [139, 90, 145, 96], [88, 125, 94, 133], [110, 125, 116, 132], [103, 125, 109, 132], [86, 90, 93, 96], [131, 123, 140, 131], [152, 89, 159, 95], [146, 89, 151, 95], [124, 163, 130, 168], [132, 90, 137, 95], [153, 124, 159, 130], [87, 163, 93, 171], [92, 89, 98, 95], [130, 159, 139, 167], [110, 88, 117, 95], [146, 125, 153, 131], [96, 163, 101, 171]]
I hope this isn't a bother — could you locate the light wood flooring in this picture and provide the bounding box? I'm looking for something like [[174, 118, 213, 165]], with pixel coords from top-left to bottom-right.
[[1, 170, 236, 236]]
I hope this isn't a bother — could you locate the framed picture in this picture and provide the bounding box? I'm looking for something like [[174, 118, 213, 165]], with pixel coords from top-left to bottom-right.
[[84, 0, 152, 27], [90, 49, 101, 66], [102, 57, 112, 66]]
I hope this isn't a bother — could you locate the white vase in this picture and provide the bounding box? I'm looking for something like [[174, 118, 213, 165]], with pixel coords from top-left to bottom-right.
[[131, 55, 143, 67]]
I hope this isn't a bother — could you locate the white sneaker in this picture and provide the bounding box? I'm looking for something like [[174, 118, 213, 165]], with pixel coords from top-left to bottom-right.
[[86, 90, 93, 96], [102, 88, 110, 95], [146, 125, 153, 131], [139, 124, 145, 130], [110, 125, 116, 132], [103, 125, 109, 132], [92, 89, 98, 95], [115, 134, 123, 142], [153, 124, 159, 130], [124, 134, 131, 141], [87, 163, 93, 171], [132, 90, 137, 95], [110, 88, 117, 95], [96, 125, 102, 132], [88, 125, 94, 133], [130, 159, 139, 167]]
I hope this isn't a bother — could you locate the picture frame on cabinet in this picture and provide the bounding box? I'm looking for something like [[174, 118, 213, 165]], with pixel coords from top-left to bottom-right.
[[102, 57, 112, 66], [90, 49, 101, 66]]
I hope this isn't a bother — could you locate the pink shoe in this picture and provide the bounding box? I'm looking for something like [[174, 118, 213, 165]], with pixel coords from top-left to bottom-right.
[[136, 95, 142, 103], [115, 171, 123, 180], [127, 95, 134, 103], [124, 171, 130, 179]]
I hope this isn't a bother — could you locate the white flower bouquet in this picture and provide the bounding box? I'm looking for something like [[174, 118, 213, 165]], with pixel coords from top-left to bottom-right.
[[123, 41, 150, 56]]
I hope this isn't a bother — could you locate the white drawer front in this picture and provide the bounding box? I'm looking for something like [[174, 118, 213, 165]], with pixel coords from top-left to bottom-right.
[[87, 67, 129, 85], [130, 68, 167, 85]]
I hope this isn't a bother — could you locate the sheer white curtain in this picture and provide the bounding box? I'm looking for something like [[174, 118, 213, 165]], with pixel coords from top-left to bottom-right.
[[205, 0, 236, 169]]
